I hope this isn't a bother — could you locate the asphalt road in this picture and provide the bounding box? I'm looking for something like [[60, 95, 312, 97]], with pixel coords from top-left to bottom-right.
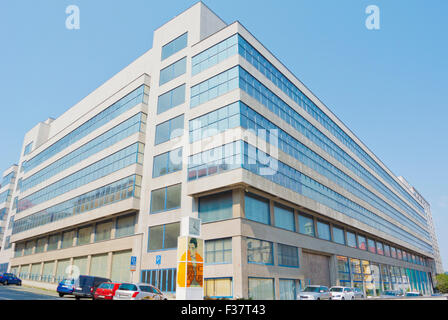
[[0, 284, 69, 300]]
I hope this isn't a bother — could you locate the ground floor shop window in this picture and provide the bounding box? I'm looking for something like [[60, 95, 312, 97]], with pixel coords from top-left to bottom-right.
[[141, 268, 176, 293], [279, 279, 299, 300], [248, 277, 275, 300], [204, 278, 233, 298]]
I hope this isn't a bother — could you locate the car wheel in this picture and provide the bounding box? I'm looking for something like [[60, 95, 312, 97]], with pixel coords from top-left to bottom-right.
[[4, 281, 8, 285], [351, 296, 354, 300], [59, 293, 64, 298], [341, 297, 345, 300], [75, 296, 80, 301]]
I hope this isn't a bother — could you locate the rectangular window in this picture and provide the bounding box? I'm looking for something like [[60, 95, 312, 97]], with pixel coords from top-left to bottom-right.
[[141, 268, 177, 293], [205, 238, 232, 264], [279, 279, 298, 300], [376, 241, 384, 255], [247, 238, 273, 265], [367, 238, 376, 254], [248, 278, 274, 300], [148, 222, 180, 251], [317, 221, 331, 241], [35, 237, 47, 253], [61, 230, 75, 249], [160, 57, 186, 85], [391, 247, 397, 258], [157, 84, 185, 114], [115, 214, 135, 238], [337, 256, 351, 285], [277, 243, 299, 267], [357, 235, 367, 250], [204, 278, 233, 299], [24, 241, 34, 256], [153, 148, 183, 178], [397, 249, 402, 260], [245, 193, 270, 225], [95, 221, 113, 242], [333, 226, 345, 245], [199, 191, 233, 223], [77, 226, 92, 246], [23, 142, 33, 156], [150, 184, 181, 213], [47, 235, 60, 251], [161, 32, 188, 60], [155, 114, 184, 145], [298, 213, 315, 237], [384, 244, 391, 256], [274, 203, 295, 232]]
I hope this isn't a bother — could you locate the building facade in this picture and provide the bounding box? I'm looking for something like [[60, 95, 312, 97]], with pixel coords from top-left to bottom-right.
[[0, 2, 441, 298]]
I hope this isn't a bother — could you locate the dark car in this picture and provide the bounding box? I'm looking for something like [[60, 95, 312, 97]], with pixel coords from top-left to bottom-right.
[[0, 273, 22, 286], [72, 275, 111, 300], [57, 278, 76, 297]]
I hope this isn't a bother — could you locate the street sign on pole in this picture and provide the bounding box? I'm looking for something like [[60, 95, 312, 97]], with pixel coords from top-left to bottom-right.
[[155, 255, 161, 289], [130, 256, 137, 271], [156, 255, 162, 265]]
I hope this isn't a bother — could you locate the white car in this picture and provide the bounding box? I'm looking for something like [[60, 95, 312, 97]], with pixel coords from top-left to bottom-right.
[[113, 283, 167, 300], [329, 286, 355, 300], [298, 285, 331, 300]]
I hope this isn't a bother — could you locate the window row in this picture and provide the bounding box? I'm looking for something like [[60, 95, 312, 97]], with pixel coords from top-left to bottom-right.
[[21, 113, 147, 192], [13, 175, 141, 234], [24, 85, 148, 173], [160, 57, 187, 86], [18, 142, 144, 213], [14, 214, 136, 257], [1, 171, 15, 187]]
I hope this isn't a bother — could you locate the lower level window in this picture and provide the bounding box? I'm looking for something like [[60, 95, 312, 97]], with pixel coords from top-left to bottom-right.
[[248, 277, 274, 300], [141, 268, 176, 292], [204, 278, 233, 298], [279, 279, 298, 300]]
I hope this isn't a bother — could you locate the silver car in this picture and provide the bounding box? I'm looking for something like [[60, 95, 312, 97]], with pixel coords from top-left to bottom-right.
[[298, 285, 331, 300], [352, 287, 364, 299], [113, 283, 167, 300]]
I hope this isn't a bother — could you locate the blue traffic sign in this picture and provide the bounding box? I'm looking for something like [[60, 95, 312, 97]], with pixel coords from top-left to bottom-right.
[[156, 255, 162, 265], [130, 256, 137, 266]]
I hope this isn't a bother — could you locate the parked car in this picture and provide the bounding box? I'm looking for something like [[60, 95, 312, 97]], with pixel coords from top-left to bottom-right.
[[57, 278, 76, 297], [0, 273, 22, 286], [352, 287, 364, 299], [381, 290, 402, 298], [72, 275, 111, 300], [93, 282, 121, 300], [405, 291, 422, 297], [113, 283, 167, 300], [329, 286, 355, 300], [298, 285, 331, 300]]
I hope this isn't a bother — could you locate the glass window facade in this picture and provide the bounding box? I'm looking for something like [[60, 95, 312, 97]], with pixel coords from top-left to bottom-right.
[[205, 238, 232, 264], [298, 213, 315, 237], [21, 113, 146, 192], [148, 222, 180, 251], [274, 203, 295, 232], [141, 268, 177, 293], [160, 57, 186, 85], [358, 235, 367, 251], [247, 238, 273, 265], [317, 221, 331, 241], [198, 191, 233, 223], [245, 193, 270, 225], [157, 84, 186, 114], [115, 214, 136, 238], [333, 226, 345, 245], [153, 148, 183, 178], [13, 175, 141, 234], [277, 243, 299, 267], [150, 184, 181, 213], [18, 143, 144, 213], [155, 114, 184, 145], [161, 32, 188, 60], [368, 238, 376, 254], [204, 278, 233, 299], [24, 85, 148, 173], [248, 278, 274, 300], [95, 221, 113, 242]]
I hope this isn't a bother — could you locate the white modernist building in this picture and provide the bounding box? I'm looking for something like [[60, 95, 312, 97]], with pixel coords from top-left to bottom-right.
[[0, 2, 442, 298]]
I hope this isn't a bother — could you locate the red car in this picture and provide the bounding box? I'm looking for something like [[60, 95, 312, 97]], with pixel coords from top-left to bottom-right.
[[93, 282, 121, 300]]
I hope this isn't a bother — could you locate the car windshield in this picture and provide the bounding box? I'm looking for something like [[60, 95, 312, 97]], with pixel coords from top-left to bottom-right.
[[119, 283, 138, 291], [330, 288, 343, 292], [303, 286, 320, 292], [61, 279, 74, 285], [99, 283, 114, 289], [4, 273, 14, 277]]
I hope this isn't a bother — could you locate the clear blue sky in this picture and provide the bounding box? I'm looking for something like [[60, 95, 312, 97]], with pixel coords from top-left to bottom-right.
[[0, 0, 446, 270]]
